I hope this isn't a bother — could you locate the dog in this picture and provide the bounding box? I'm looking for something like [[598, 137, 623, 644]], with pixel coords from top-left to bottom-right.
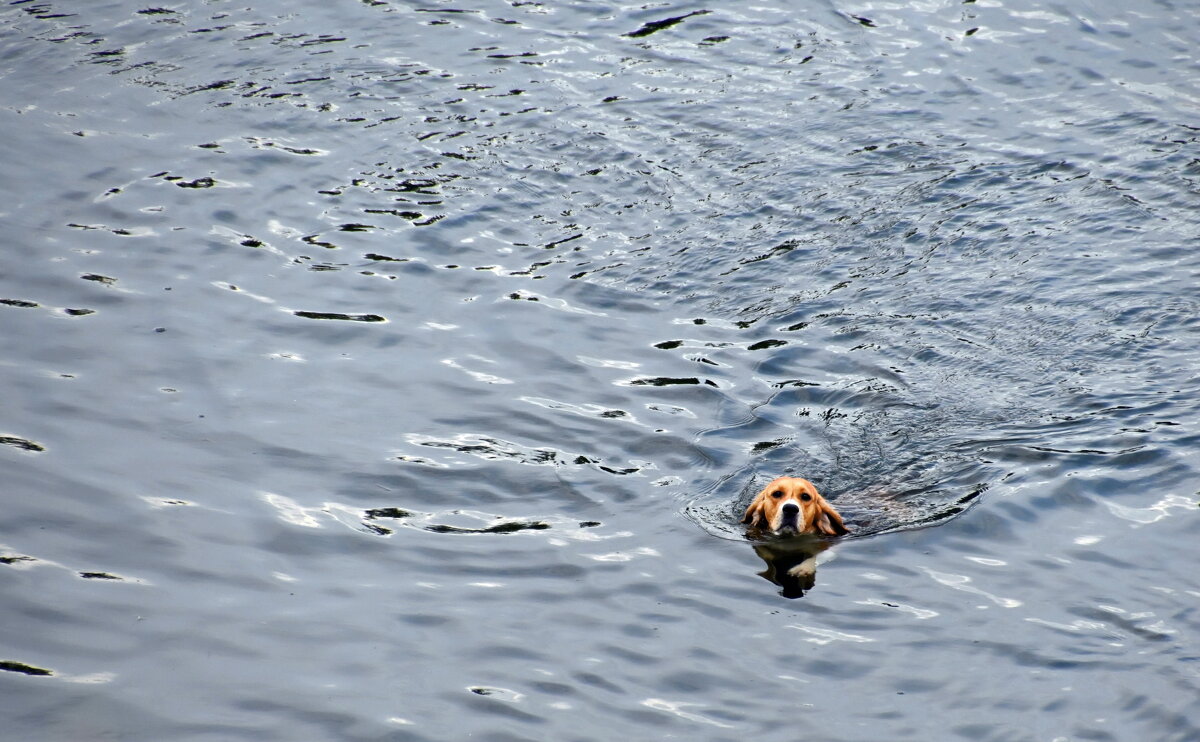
[[741, 477, 848, 537], [742, 477, 848, 597]]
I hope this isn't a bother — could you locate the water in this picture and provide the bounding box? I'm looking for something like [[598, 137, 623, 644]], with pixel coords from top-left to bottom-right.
[[2, 1, 1198, 739]]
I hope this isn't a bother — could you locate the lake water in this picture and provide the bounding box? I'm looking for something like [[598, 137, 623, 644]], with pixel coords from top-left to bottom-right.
[[2, 1, 1198, 739]]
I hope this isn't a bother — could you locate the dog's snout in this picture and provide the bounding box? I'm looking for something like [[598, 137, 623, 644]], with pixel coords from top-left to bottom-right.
[[781, 502, 799, 515]]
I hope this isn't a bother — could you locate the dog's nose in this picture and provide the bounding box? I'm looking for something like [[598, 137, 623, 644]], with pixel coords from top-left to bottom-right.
[[781, 502, 799, 515]]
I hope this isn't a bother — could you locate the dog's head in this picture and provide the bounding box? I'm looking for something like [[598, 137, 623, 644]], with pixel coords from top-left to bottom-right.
[[741, 477, 849, 537]]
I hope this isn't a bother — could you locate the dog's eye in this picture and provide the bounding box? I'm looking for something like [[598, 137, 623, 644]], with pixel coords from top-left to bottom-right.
[[800, 492, 812, 501], [770, 491, 783, 499]]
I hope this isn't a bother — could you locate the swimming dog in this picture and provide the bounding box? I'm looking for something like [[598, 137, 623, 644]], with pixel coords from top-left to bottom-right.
[[742, 477, 848, 597]]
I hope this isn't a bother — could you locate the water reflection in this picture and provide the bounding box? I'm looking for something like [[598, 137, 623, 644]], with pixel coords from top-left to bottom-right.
[[748, 534, 835, 599]]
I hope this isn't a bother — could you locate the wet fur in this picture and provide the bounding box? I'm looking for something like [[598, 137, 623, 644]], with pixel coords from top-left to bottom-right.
[[741, 477, 848, 537]]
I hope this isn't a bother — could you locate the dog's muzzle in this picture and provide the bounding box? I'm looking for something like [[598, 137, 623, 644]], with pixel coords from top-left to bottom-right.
[[778, 501, 800, 532]]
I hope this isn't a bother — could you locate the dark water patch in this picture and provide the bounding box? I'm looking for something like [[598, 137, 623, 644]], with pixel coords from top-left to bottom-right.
[[0, 660, 53, 677], [750, 440, 785, 453], [541, 233, 582, 250], [243, 138, 326, 156], [364, 507, 413, 520], [364, 209, 424, 220], [349, 500, 604, 538], [292, 310, 386, 322], [485, 52, 537, 60], [1, 435, 46, 453], [626, 377, 717, 387], [358, 507, 412, 535], [624, 10, 711, 39], [425, 520, 550, 535], [173, 176, 216, 188], [301, 234, 338, 249], [79, 571, 123, 581], [746, 339, 786, 351]]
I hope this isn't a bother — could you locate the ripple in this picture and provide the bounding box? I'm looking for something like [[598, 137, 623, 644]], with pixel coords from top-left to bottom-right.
[[3, 1, 1198, 740], [0, 435, 45, 453]]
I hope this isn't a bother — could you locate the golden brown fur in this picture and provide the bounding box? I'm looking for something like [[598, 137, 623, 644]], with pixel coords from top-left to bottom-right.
[[741, 477, 848, 537]]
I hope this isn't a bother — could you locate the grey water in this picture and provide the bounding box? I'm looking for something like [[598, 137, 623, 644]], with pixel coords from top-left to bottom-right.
[[2, 1, 1198, 739]]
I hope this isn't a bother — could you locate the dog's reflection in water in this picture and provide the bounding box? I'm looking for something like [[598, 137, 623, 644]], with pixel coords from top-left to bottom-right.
[[741, 476, 849, 598], [750, 535, 833, 598]]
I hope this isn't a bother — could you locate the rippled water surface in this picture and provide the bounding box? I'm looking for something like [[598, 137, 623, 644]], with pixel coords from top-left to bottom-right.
[[3, 1, 1199, 739]]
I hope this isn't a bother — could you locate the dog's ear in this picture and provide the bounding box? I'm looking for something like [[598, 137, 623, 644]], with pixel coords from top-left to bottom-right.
[[741, 500, 767, 528], [816, 501, 849, 536]]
